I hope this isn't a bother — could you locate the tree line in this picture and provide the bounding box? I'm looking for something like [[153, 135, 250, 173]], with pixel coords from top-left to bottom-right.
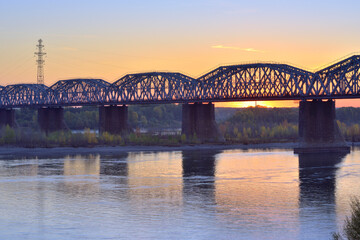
[[10, 105, 360, 144], [15, 105, 182, 130], [219, 106, 299, 143]]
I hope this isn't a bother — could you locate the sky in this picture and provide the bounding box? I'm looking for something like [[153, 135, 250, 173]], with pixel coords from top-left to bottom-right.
[[0, 0, 360, 108]]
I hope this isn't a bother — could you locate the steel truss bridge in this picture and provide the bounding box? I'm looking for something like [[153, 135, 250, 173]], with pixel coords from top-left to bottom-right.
[[1, 55, 360, 108]]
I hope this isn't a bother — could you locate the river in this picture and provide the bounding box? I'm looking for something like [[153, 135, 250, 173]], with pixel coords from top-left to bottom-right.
[[0, 148, 359, 239]]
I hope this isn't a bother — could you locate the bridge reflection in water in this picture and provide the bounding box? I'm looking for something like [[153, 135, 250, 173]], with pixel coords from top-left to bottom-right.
[[182, 150, 218, 210], [298, 152, 346, 239], [0, 149, 354, 239]]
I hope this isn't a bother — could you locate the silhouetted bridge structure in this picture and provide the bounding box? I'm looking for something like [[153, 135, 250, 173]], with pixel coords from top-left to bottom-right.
[[1, 55, 359, 151]]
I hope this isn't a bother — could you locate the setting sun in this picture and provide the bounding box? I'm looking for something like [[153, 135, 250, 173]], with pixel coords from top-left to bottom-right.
[[216, 100, 300, 108]]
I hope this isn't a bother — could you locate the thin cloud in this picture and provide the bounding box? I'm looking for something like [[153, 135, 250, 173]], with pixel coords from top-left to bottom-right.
[[243, 48, 262, 52], [212, 45, 263, 53]]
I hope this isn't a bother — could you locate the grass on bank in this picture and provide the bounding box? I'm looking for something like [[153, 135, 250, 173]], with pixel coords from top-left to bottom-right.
[[3, 119, 360, 147], [0, 125, 200, 147]]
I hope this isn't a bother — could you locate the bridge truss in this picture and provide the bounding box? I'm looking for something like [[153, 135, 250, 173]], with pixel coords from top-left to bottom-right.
[[0, 55, 359, 107], [196, 63, 313, 101], [107, 72, 196, 104]]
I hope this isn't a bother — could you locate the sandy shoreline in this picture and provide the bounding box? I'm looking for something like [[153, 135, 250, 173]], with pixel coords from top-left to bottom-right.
[[0, 142, 299, 159]]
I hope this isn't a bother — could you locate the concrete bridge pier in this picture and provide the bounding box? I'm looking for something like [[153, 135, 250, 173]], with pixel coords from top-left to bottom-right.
[[38, 107, 66, 133], [295, 99, 350, 153], [99, 105, 129, 134], [0, 108, 15, 128], [182, 102, 223, 142]]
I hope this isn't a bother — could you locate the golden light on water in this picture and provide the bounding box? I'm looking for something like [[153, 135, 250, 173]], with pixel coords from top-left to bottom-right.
[[62, 155, 101, 195], [214, 150, 300, 227], [126, 152, 183, 206]]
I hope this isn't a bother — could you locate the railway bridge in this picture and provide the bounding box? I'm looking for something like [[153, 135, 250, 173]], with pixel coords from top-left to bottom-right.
[[1, 55, 359, 151]]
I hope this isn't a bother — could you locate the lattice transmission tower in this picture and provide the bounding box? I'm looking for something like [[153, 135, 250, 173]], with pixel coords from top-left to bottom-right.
[[35, 39, 46, 85]]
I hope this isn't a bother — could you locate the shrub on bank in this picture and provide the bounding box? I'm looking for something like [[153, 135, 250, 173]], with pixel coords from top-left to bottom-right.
[[125, 133, 186, 146], [14, 128, 46, 147], [84, 128, 98, 145], [1, 125, 16, 144], [99, 132, 123, 145], [333, 197, 360, 240]]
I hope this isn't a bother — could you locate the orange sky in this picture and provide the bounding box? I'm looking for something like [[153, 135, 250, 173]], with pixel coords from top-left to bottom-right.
[[216, 99, 360, 108], [1, 1, 360, 107]]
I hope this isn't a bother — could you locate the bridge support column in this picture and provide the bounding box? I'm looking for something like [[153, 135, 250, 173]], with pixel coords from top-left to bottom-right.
[[0, 109, 15, 128], [38, 107, 66, 133], [99, 105, 129, 134], [182, 102, 223, 142], [295, 99, 349, 153]]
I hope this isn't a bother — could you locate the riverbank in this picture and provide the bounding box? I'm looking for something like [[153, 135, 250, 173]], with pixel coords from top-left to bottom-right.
[[0, 142, 300, 159], [1, 141, 358, 159]]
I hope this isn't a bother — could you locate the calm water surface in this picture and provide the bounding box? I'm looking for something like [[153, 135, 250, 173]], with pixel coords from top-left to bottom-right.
[[0, 148, 360, 239]]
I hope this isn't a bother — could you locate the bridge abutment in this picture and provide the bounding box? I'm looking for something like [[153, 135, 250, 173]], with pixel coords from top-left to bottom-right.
[[0, 109, 15, 128], [99, 105, 129, 134], [295, 99, 349, 153], [38, 107, 66, 133], [182, 102, 223, 142]]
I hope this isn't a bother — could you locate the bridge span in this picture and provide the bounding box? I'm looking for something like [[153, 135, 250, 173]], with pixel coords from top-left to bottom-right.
[[0, 55, 359, 150]]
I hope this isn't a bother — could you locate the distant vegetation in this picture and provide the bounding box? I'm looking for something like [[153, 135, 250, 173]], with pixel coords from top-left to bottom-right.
[[5, 105, 360, 146], [128, 104, 181, 130], [64, 107, 98, 129], [219, 107, 298, 143], [219, 106, 360, 143], [15, 105, 182, 131]]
